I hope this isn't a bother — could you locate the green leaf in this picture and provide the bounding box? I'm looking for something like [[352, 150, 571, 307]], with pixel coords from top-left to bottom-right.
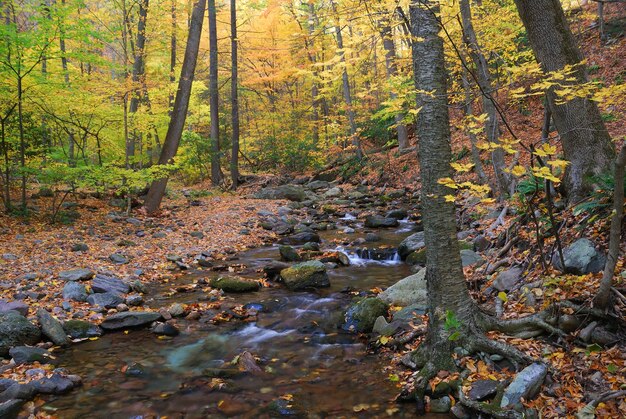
[[448, 331, 461, 341], [585, 343, 603, 355], [607, 363, 618, 373]]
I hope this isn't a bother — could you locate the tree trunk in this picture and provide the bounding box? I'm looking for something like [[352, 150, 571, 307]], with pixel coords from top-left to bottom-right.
[[144, 0, 206, 213], [169, 0, 176, 115], [513, 0, 615, 203], [308, 2, 320, 145], [208, 0, 223, 186], [128, 0, 149, 168], [230, 0, 239, 189], [459, 0, 509, 200], [379, 21, 409, 151], [59, 0, 75, 168], [331, 1, 363, 160]]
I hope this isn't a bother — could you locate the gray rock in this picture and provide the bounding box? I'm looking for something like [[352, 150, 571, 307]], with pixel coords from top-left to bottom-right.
[[378, 270, 427, 307], [31, 374, 75, 394], [469, 379, 499, 401], [302, 242, 320, 251], [461, 249, 484, 267], [0, 383, 36, 403], [398, 232, 425, 259], [279, 245, 301, 262], [0, 312, 41, 357], [129, 280, 147, 294], [277, 232, 320, 245], [62, 282, 88, 302], [557, 314, 582, 333], [0, 399, 25, 419], [125, 294, 144, 306], [91, 275, 130, 295], [9, 346, 51, 364], [0, 380, 16, 392], [152, 322, 180, 336], [385, 209, 408, 220], [63, 320, 102, 339], [553, 238, 606, 274], [109, 253, 129, 264], [343, 298, 388, 333], [58, 268, 94, 282], [372, 316, 402, 336], [493, 267, 524, 292], [168, 303, 185, 317], [392, 304, 426, 323], [501, 363, 547, 408], [323, 187, 342, 198], [100, 311, 162, 330], [36, 309, 70, 346], [364, 215, 399, 228], [430, 396, 451, 413], [365, 233, 381, 242], [0, 301, 29, 316], [70, 243, 89, 252], [307, 180, 329, 190], [254, 185, 307, 202], [280, 261, 330, 290], [87, 292, 124, 309], [209, 277, 260, 293], [473, 235, 491, 252], [263, 261, 290, 280]]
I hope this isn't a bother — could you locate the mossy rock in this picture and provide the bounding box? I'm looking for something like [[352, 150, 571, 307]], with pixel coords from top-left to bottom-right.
[[280, 261, 329, 290], [210, 277, 260, 293], [343, 297, 389, 333], [406, 249, 427, 265]]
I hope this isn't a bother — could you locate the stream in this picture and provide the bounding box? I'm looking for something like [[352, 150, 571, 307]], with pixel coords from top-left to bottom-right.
[[40, 221, 440, 418]]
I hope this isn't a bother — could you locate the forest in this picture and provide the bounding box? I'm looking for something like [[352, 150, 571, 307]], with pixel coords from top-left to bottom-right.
[[0, 0, 625, 417]]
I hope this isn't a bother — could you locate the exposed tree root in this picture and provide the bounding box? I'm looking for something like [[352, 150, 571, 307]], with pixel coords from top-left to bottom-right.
[[458, 390, 524, 419]]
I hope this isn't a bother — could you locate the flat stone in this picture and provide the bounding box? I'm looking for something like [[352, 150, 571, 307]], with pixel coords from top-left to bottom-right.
[[378, 270, 427, 307], [31, 374, 75, 394], [9, 346, 51, 364], [493, 267, 524, 292], [63, 320, 103, 339], [277, 232, 321, 245], [469, 379, 499, 401], [100, 311, 162, 330], [62, 282, 88, 302], [37, 309, 70, 346], [209, 277, 260, 293], [0, 301, 29, 316], [109, 253, 129, 264], [460, 249, 484, 267], [58, 269, 94, 282], [501, 363, 547, 408], [280, 261, 329, 290], [87, 292, 124, 309], [0, 399, 25, 419], [364, 215, 399, 228], [91, 275, 130, 295]]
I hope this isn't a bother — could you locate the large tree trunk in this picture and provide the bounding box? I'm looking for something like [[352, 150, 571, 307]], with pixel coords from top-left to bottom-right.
[[379, 21, 409, 151], [230, 0, 239, 189], [331, 1, 363, 160], [208, 0, 223, 185], [144, 0, 206, 214], [459, 0, 510, 199], [514, 0, 615, 203]]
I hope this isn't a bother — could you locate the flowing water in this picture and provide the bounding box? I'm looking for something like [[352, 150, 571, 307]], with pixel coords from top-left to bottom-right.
[[40, 223, 441, 418]]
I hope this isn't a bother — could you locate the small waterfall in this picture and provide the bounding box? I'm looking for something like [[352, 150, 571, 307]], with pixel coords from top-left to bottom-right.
[[335, 246, 401, 265], [339, 213, 356, 221]]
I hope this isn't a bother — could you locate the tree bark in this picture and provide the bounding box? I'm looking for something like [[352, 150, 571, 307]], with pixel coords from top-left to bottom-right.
[[459, 0, 509, 200], [379, 21, 409, 151], [331, 1, 363, 160], [513, 0, 615, 203], [169, 0, 176, 115], [230, 0, 239, 189], [144, 0, 206, 213], [208, 0, 223, 185]]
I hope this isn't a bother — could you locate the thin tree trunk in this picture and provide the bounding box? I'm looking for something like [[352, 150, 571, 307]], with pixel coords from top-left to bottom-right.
[[308, 2, 320, 145], [58, 0, 75, 168], [1, 118, 11, 212], [380, 21, 409, 151], [461, 67, 490, 187], [17, 75, 26, 210], [514, 0, 615, 203], [230, 0, 239, 189], [208, 0, 223, 185], [169, 0, 176, 114], [459, 0, 509, 199], [331, 1, 363, 160], [144, 0, 206, 213], [128, 0, 149, 167]]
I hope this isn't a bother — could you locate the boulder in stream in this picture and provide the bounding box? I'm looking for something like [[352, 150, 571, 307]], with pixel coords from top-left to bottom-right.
[[36, 309, 70, 347], [343, 298, 388, 333], [378, 269, 427, 308], [398, 232, 425, 259], [0, 312, 41, 357], [364, 215, 399, 228], [100, 311, 162, 330], [280, 261, 330, 290], [277, 232, 321, 245], [279, 245, 301, 262], [63, 320, 102, 339], [209, 277, 260, 293]]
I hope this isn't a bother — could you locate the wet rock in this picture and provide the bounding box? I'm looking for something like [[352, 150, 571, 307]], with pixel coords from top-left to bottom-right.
[[392, 304, 426, 323], [365, 233, 381, 242], [385, 209, 408, 220], [152, 322, 180, 336], [398, 232, 425, 259], [277, 232, 320, 245], [501, 363, 547, 408], [100, 311, 162, 330], [129, 280, 147, 294], [0, 380, 16, 392], [63, 320, 102, 339], [87, 292, 124, 309], [168, 303, 185, 317], [263, 261, 290, 280], [378, 269, 427, 307], [125, 294, 144, 306], [209, 277, 260, 293], [58, 268, 94, 281], [62, 282, 88, 302], [461, 249, 484, 267], [37, 309, 70, 346], [237, 351, 263, 374], [279, 245, 301, 262], [473, 235, 491, 252], [9, 346, 51, 365], [71, 243, 89, 252], [0, 383, 36, 403], [552, 238, 606, 274], [0, 301, 29, 316], [116, 303, 129, 312], [31, 374, 76, 394], [91, 275, 130, 295], [493, 267, 524, 292], [450, 404, 471, 419], [280, 261, 330, 290], [109, 253, 129, 264], [429, 396, 451, 413], [364, 215, 399, 228], [343, 297, 388, 333], [469, 379, 499, 401], [0, 399, 25, 419], [406, 249, 426, 266], [0, 312, 41, 357], [197, 257, 213, 267], [254, 185, 306, 202], [267, 398, 299, 416], [302, 242, 320, 251]]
